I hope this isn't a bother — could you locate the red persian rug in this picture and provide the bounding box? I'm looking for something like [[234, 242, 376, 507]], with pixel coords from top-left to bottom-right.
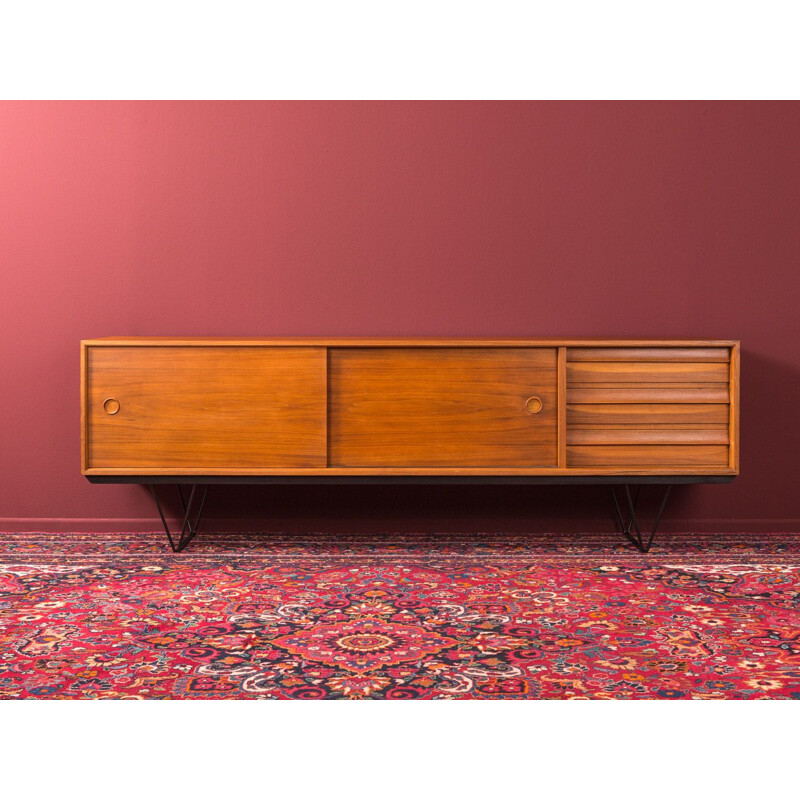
[[0, 531, 798, 699]]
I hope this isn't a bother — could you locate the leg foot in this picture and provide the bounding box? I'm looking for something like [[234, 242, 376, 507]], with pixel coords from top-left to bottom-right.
[[610, 484, 671, 553], [148, 484, 208, 552]]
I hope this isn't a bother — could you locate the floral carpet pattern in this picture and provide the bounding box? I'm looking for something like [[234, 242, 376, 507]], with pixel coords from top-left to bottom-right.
[[0, 531, 798, 699]]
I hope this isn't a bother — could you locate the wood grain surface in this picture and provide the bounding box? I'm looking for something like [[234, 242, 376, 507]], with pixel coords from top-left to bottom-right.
[[568, 386, 730, 403], [567, 428, 729, 445], [564, 345, 733, 470], [567, 347, 730, 362], [567, 445, 729, 468], [729, 342, 740, 471], [328, 348, 558, 467], [86, 346, 326, 469], [567, 361, 730, 384], [566, 403, 730, 426]]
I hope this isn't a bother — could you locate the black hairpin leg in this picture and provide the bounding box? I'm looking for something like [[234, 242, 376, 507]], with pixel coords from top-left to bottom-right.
[[148, 484, 209, 552], [610, 484, 671, 553]]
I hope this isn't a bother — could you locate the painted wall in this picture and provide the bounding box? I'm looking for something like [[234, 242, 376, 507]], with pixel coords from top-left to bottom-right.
[[2, 101, 799, 532]]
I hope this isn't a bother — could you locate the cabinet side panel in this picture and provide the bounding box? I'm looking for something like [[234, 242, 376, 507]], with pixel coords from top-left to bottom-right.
[[729, 343, 740, 471], [81, 342, 88, 473]]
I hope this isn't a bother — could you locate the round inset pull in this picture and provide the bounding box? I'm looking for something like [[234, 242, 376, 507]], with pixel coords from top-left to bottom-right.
[[103, 397, 120, 415], [525, 396, 543, 414]]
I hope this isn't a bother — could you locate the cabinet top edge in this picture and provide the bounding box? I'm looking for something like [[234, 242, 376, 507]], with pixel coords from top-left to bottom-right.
[[81, 337, 740, 347]]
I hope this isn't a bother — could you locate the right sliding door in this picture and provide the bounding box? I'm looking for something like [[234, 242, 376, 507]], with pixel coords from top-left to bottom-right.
[[566, 346, 734, 470]]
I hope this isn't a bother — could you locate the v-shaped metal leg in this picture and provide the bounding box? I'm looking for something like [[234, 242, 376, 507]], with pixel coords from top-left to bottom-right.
[[610, 484, 671, 553], [148, 484, 209, 552]]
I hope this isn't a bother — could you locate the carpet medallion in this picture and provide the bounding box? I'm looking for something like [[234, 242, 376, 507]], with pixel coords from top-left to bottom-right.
[[0, 532, 798, 699]]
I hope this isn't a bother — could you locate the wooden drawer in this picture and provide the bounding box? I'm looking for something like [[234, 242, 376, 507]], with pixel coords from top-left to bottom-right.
[[565, 345, 734, 471], [566, 403, 730, 426], [567, 427, 729, 445], [568, 445, 729, 468], [566, 361, 729, 384], [329, 348, 557, 467], [568, 347, 730, 362], [568, 386, 729, 403], [85, 346, 327, 469]]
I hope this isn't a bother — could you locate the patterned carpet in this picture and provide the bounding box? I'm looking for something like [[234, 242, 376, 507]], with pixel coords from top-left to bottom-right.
[[0, 531, 798, 699]]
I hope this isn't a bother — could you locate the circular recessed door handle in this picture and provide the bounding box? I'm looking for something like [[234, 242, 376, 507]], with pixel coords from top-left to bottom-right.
[[103, 397, 121, 415], [525, 396, 543, 414]]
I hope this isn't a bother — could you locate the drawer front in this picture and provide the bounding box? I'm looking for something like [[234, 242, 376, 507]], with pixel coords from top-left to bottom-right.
[[567, 428, 729, 445], [568, 445, 729, 468], [568, 386, 729, 403], [567, 347, 730, 362], [329, 348, 558, 467], [86, 346, 326, 469], [566, 403, 730, 426], [566, 361, 729, 384], [566, 346, 733, 471]]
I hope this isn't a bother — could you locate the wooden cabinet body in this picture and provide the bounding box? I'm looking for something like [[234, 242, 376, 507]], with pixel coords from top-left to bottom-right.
[[81, 338, 739, 478]]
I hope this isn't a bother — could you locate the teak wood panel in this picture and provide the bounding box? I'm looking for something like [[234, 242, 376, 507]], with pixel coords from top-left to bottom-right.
[[567, 428, 729, 445], [567, 445, 729, 468], [729, 343, 740, 471], [568, 386, 730, 404], [328, 348, 558, 467], [86, 346, 326, 469], [566, 361, 729, 384], [566, 403, 730, 426], [567, 347, 730, 362]]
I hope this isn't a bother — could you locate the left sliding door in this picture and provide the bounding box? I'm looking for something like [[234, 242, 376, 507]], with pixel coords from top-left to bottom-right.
[[84, 346, 327, 471]]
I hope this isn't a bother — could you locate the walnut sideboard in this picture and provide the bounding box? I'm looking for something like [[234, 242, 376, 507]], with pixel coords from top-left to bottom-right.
[[81, 338, 739, 552]]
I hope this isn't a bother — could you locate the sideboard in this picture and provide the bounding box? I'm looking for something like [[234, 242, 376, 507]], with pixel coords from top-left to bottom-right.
[[81, 338, 739, 552]]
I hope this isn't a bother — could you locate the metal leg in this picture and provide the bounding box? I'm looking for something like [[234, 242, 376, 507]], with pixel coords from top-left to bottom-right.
[[610, 484, 671, 553], [148, 484, 209, 552], [611, 484, 642, 548]]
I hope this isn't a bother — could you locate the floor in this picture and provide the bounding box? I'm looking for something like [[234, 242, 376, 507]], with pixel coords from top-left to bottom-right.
[[0, 531, 798, 699]]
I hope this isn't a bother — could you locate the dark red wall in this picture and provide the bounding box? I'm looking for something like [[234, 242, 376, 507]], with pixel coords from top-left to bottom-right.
[[2, 101, 799, 532]]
